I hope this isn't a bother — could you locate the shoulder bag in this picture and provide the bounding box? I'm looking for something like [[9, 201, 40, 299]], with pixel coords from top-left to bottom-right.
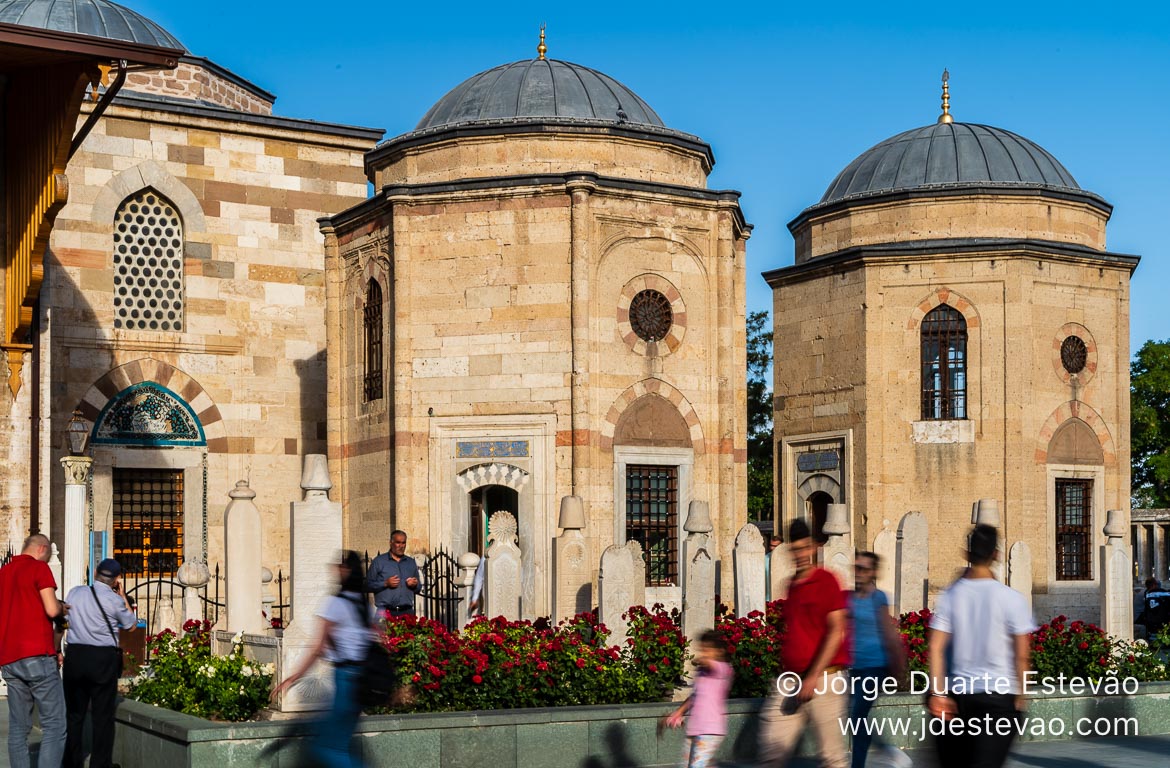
[[88, 585, 126, 676], [344, 594, 398, 708]]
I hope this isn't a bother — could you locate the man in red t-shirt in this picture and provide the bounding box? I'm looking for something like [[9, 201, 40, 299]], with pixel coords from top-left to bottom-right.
[[0, 534, 67, 768], [759, 519, 849, 767]]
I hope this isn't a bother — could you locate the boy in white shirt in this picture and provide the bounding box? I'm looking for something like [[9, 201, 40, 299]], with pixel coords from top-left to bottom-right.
[[928, 524, 1035, 768]]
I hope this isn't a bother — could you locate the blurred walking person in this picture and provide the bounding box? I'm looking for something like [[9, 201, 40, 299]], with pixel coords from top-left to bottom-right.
[[273, 550, 373, 767], [848, 551, 910, 768], [928, 524, 1034, 768], [758, 519, 850, 767]]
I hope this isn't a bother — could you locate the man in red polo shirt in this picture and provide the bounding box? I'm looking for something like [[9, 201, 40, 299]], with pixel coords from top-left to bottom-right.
[[1, 534, 67, 768], [759, 519, 849, 767]]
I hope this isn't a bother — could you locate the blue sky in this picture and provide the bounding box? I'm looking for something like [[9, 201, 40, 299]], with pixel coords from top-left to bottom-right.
[[131, 1, 1168, 351]]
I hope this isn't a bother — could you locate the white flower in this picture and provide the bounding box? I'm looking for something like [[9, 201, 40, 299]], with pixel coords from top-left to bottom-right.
[[261, 663, 275, 675], [229, 653, 237, 661], [241, 666, 253, 677], [232, 630, 244, 644], [239, 686, 245, 694]]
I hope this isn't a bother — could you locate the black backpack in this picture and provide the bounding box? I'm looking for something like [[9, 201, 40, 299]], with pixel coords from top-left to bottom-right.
[[344, 594, 399, 708]]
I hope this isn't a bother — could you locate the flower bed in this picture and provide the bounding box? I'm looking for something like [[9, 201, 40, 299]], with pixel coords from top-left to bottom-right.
[[128, 620, 275, 721], [125, 603, 1169, 721], [380, 605, 687, 712]]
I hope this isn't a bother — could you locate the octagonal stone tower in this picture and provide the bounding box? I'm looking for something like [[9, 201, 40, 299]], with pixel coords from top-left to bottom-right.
[[322, 41, 750, 618], [765, 80, 1138, 624]]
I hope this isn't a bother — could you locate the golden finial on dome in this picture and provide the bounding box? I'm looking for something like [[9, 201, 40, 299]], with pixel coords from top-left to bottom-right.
[[938, 68, 953, 124], [537, 24, 547, 60]]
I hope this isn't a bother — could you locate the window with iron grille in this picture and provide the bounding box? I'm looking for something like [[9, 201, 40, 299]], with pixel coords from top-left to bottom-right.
[[921, 304, 968, 420], [112, 468, 183, 578], [112, 189, 184, 331], [364, 279, 383, 402], [1055, 479, 1092, 581], [625, 465, 678, 586]]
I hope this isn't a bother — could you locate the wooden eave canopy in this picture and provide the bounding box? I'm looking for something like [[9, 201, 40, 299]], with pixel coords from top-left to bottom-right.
[[1, 22, 179, 394]]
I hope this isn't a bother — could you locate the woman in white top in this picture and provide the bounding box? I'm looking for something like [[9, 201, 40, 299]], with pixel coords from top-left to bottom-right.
[[273, 550, 372, 768]]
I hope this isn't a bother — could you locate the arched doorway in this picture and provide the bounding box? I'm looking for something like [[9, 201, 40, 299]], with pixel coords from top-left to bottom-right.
[[468, 485, 518, 556], [807, 491, 831, 544]]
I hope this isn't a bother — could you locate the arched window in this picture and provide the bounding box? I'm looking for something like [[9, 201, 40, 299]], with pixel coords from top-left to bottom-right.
[[113, 189, 184, 331], [920, 304, 967, 420], [364, 279, 383, 402]]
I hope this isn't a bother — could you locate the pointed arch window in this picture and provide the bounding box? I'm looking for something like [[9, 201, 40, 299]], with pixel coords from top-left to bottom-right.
[[920, 304, 967, 420], [113, 189, 184, 331], [364, 279, 383, 402]]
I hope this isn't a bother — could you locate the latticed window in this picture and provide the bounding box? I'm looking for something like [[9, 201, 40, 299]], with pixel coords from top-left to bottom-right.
[[113, 189, 184, 331], [1055, 479, 1092, 581], [921, 304, 967, 420], [625, 465, 678, 586], [364, 279, 383, 402], [112, 468, 183, 577]]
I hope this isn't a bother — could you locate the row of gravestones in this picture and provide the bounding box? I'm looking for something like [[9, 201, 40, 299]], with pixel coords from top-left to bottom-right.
[[468, 496, 1134, 647]]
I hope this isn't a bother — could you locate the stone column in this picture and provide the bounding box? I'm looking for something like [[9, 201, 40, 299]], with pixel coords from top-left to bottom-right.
[[456, 552, 480, 629], [225, 479, 264, 635], [822, 503, 853, 589], [553, 495, 591, 623], [566, 179, 595, 499], [973, 498, 1003, 580], [484, 511, 522, 621], [733, 524, 766, 618], [319, 225, 347, 521], [896, 511, 929, 615], [1102, 510, 1133, 639], [1135, 524, 1149, 581], [1155, 524, 1167, 584], [59, 455, 92, 593], [281, 455, 344, 712], [177, 559, 210, 624], [48, 544, 63, 598], [682, 500, 715, 643]]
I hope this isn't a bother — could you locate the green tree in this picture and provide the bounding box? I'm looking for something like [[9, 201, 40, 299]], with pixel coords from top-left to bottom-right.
[[747, 311, 773, 522], [1132, 339, 1170, 508]]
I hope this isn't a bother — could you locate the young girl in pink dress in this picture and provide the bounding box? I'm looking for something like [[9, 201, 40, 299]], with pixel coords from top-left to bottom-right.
[[663, 630, 733, 768]]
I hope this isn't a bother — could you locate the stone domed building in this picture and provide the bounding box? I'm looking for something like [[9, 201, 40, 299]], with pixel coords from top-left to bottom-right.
[[324, 38, 750, 617], [765, 77, 1138, 626], [0, 0, 383, 592]]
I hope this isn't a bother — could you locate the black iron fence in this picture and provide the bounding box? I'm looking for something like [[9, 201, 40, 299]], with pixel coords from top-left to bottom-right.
[[122, 563, 224, 635]]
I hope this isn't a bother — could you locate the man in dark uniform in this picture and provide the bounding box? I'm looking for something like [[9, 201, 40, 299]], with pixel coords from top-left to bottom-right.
[[366, 530, 421, 618]]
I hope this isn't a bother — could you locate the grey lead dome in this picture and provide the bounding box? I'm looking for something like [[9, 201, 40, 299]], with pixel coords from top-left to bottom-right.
[[416, 59, 664, 131], [0, 0, 184, 51], [821, 122, 1080, 204]]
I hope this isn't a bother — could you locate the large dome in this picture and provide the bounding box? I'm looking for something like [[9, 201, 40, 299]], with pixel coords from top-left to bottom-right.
[[416, 58, 664, 131], [820, 122, 1080, 204], [0, 0, 184, 50]]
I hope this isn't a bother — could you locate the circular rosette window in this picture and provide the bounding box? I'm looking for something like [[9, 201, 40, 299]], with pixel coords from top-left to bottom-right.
[[1052, 324, 1097, 385], [617, 275, 686, 356]]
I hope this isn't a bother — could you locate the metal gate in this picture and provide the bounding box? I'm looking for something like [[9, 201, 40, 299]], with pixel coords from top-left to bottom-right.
[[418, 547, 462, 632]]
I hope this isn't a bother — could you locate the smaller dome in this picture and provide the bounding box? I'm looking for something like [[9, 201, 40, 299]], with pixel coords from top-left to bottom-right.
[[821, 122, 1080, 204], [416, 59, 664, 131], [0, 0, 184, 51]]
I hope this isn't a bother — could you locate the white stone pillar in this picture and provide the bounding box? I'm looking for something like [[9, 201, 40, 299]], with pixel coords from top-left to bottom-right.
[[224, 479, 264, 635], [60, 455, 92, 593], [457, 552, 480, 629], [822, 503, 853, 589], [177, 559, 210, 624], [733, 524, 766, 618], [1103, 510, 1133, 639], [279, 455, 344, 712], [682, 500, 715, 644], [484, 511, 522, 621], [553, 495, 591, 623]]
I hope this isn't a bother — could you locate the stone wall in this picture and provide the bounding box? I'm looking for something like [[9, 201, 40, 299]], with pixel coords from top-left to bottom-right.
[[124, 58, 274, 115], [41, 98, 378, 575]]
